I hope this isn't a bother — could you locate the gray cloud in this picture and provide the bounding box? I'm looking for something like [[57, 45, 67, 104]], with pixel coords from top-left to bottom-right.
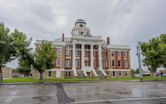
[[1, 0, 166, 69]]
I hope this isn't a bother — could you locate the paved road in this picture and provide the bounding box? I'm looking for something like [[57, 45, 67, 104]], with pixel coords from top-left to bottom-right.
[[0, 81, 166, 104]]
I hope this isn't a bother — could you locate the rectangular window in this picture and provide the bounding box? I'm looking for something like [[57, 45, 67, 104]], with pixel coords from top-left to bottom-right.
[[124, 51, 127, 57], [65, 60, 71, 67], [57, 48, 62, 56], [124, 59, 128, 67], [85, 60, 88, 66], [118, 51, 121, 57], [111, 51, 115, 57], [85, 51, 88, 57], [56, 57, 61, 67], [48, 71, 51, 77], [112, 60, 115, 67], [118, 60, 121, 67], [75, 50, 80, 57], [119, 71, 122, 77], [76, 60, 80, 67], [125, 71, 128, 77], [65, 48, 71, 56], [113, 71, 115, 76], [65, 71, 71, 77]]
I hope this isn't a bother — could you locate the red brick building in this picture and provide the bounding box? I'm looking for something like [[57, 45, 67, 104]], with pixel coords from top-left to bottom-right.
[[34, 19, 131, 78]]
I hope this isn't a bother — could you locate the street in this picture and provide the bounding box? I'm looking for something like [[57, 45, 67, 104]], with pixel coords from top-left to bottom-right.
[[0, 81, 166, 104]]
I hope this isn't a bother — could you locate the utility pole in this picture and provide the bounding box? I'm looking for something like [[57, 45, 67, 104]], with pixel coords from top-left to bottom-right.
[[137, 41, 143, 81]]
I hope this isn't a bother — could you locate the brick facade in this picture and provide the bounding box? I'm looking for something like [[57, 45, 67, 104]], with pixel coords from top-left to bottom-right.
[[34, 19, 131, 79]]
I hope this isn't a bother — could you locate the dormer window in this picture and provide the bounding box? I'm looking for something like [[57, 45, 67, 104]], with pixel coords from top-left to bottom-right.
[[80, 24, 83, 27]]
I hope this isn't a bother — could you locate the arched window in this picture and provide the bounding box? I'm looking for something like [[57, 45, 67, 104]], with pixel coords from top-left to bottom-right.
[[80, 24, 83, 27]]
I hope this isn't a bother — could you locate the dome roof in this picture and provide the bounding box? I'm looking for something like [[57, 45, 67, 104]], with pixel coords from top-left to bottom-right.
[[75, 19, 86, 25]]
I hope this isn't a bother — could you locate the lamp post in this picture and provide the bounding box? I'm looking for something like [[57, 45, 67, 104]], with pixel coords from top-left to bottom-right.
[[137, 41, 143, 81]]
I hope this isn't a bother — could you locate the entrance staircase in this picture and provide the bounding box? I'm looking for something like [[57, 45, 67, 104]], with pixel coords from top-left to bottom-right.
[[77, 70, 85, 78], [97, 70, 106, 79]]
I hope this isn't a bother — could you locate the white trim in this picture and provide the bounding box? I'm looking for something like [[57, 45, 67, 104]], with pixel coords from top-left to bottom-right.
[[46, 69, 65, 71], [108, 44, 130, 50], [107, 69, 131, 71]]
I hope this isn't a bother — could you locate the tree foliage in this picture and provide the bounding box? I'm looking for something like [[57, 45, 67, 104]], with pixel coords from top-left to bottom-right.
[[0, 23, 32, 80], [140, 34, 166, 74], [34, 41, 56, 80], [0, 23, 16, 80], [11, 29, 33, 76]]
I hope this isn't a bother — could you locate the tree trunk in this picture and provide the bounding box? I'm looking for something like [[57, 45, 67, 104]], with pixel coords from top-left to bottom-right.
[[0, 67, 3, 81], [39, 71, 43, 80]]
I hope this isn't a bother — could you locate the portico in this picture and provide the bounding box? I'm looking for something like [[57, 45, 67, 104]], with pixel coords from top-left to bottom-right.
[[71, 40, 106, 77]]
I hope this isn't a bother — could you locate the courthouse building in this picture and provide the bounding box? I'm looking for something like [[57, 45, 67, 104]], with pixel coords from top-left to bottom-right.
[[34, 19, 131, 78]]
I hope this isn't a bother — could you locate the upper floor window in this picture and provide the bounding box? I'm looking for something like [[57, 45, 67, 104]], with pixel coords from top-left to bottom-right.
[[85, 60, 88, 66], [76, 60, 80, 67], [85, 51, 88, 57], [118, 51, 121, 57], [75, 50, 80, 57], [111, 51, 115, 57], [65, 48, 71, 56], [124, 59, 128, 67], [112, 60, 115, 67], [124, 51, 127, 57], [118, 60, 121, 67], [65, 60, 71, 67], [56, 57, 61, 67], [80, 24, 83, 27], [57, 48, 62, 56]]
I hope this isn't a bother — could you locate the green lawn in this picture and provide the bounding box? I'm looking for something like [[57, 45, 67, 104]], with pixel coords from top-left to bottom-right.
[[106, 77, 166, 81], [0, 77, 166, 83], [0, 77, 99, 83]]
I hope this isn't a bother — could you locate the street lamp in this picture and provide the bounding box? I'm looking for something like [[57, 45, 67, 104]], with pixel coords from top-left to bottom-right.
[[136, 41, 143, 81]]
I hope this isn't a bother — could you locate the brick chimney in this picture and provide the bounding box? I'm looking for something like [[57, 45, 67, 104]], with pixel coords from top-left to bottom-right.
[[107, 37, 110, 45], [62, 33, 64, 41]]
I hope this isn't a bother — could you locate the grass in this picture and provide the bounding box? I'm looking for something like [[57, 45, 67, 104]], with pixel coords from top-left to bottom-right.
[[0, 77, 99, 83], [0, 77, 165, 83], [106, 76, 166, 81]]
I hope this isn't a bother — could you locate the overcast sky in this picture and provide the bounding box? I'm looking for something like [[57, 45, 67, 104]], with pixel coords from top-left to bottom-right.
[[0, 0, 166, 70]]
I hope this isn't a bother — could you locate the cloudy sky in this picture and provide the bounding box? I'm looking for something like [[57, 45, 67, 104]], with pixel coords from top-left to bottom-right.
[[0, 0, 166, 69]]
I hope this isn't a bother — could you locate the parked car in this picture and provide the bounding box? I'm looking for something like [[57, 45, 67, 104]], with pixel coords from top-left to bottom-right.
[[161, 74, 166, 77]]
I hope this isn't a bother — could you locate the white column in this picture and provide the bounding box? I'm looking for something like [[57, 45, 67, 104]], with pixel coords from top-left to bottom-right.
[[98, 44, 103, 69], [98, 44, 107, 76], [81, 43, 87, 76], [72, 42, 77, 76], [91, 44, 98, 76], [81, 43, 85, 69], [90, 44, 94, 69]]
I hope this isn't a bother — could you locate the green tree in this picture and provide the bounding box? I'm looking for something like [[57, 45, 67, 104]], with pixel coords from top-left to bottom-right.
[[11, 29, 34, 76], [34, 41, 56, 80], [0, 23, 16, 80], [140, 34, 166, 77], [16, 52, 34, 76], [0, 23, 31, 80], [159, 34, 166, 68]]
